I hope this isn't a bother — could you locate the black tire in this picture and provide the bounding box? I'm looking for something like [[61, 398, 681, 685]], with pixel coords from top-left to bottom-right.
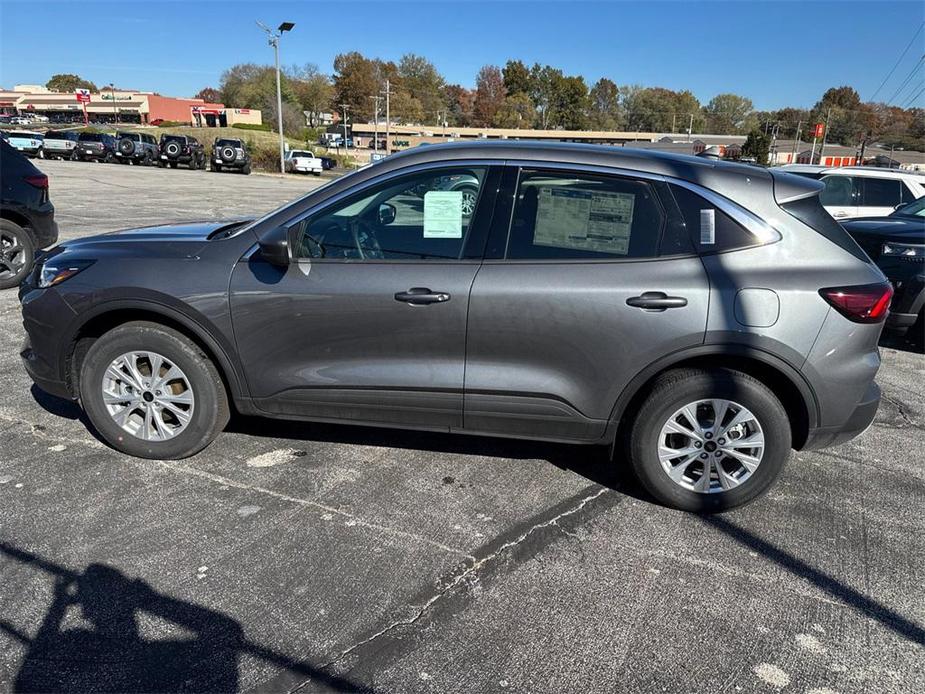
[[212, 163, 221, 173], [0, 219, 35, 290], [910, 310, 924, 350], [241, 164, 251, 175], [169, 161, 178, 169], [79, 322, 230, 459], [627, 368, 791, 513]]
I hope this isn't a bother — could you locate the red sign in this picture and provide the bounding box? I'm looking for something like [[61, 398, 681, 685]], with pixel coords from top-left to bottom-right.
[[75, 89, 91, 104], [812, 123, 825, 138]]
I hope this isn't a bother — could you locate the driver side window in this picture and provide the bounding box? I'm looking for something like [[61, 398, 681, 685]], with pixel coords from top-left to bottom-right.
[[296, 167, 487, 260]]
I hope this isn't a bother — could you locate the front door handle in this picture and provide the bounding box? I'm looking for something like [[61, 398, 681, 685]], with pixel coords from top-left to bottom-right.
[[626, 291, 688, 311], [394, 287, 451, 305]]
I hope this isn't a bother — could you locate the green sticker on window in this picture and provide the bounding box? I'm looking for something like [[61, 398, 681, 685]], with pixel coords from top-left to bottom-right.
[[424, 191, 463, 238]]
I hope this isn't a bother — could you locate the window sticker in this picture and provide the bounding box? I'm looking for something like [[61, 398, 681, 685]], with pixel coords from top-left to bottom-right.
[[699, 208, 715, 245], [534, 187, 635, 255], [423, 191, 464, 238]]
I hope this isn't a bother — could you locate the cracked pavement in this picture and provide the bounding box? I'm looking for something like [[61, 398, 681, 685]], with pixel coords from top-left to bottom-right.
[[1, 160, 923, 693]]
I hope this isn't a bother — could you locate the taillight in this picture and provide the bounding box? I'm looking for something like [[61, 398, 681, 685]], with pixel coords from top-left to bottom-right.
[[819, 282, 893, 323], [24, 174, 48, 189]]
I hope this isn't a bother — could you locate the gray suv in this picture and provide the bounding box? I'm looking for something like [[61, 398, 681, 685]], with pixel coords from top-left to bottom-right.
[[18, 142, 890, 511]]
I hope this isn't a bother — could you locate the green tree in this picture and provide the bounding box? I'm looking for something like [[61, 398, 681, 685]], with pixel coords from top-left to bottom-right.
[[473, 65, 506, 127], [502, 59, 532, 97], [588, 78, 623, 130], [810, 86, 873, 146], [46, 73, 97, 93], [555, 75, 589, 130], [623, 87, 703, 132], [493, 93, 536, 128], [741, 129, 771, 164], [398, 53, 446, 122], [529, 64, 564, 129], [702, 93, 755, 134]]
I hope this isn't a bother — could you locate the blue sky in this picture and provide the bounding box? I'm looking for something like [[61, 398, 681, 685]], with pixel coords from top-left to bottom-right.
[[1, 1, 923, 110]]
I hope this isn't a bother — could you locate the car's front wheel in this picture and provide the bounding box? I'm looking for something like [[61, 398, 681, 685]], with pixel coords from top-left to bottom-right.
[[79, 322, 229, 459], [0, 219, 34, 290], [628, 368, 790, 512]]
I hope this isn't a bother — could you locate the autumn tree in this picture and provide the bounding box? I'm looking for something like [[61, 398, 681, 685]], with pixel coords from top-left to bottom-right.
[[194, 87, 221, 103], [399, 54, 446, 122], [473, 65, 506, 127], [46, 73, 97, 93], [287, 64, 334, 127], [443, 84, 474, 127], [810, 86, 874, 146]]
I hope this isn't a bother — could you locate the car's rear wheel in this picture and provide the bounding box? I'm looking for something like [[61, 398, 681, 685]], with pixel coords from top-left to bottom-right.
[[0, 220, 34, 290], [79, 322, 229, 459], [628, 368, 790, 512], [212, 163, 221, 173], [242, 164, 251, 175]]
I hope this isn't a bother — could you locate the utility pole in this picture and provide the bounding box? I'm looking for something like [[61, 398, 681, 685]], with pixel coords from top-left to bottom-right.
[[369, 95, 382, 152], [383, 79, 392, 155], [340, 103, 350, 153], [818, 107, 832, 165], [687, 113, 693, 142], [256, 20, 295, 174], [671, 113, 676, 134], [790, 120, 802, 164], [436, 109, 447, 139]]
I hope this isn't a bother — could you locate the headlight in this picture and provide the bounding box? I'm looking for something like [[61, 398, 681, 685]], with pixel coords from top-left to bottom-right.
[[881, 242, 925, 259], [38, 260, 95, 288]]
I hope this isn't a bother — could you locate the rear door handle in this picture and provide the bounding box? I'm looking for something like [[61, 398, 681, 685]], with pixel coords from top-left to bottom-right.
[[394, 287, 451, 305], [626, 291, 688, 311]]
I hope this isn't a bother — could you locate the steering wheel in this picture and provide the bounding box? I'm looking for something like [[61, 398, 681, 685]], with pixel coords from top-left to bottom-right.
[[351, 218, 384, 260]]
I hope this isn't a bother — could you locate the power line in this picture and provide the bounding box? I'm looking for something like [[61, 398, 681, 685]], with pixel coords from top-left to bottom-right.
[[900, 84, 925, 108], [885, 56, 924, 105], [868, 22, 924, 101]]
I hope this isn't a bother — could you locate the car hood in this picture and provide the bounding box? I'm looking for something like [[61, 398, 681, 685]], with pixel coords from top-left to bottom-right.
[[57, 220, 248, 256], [842, 216, 925, 242]]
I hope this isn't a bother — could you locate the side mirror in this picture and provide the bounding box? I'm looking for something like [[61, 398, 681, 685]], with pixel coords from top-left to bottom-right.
[[258, 226, 291, 267], [378, 203, 397, 226], [894, 202, 909, 212]]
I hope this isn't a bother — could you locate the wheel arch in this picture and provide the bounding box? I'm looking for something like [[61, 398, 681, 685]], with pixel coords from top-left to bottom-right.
[[608, 345, 819, 451], [63, 301, 246, 406], [0, 207, 32, 232]]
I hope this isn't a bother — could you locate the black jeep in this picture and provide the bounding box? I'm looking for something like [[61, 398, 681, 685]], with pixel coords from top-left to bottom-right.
[[158, 134, 206, 170], [210, 138, 251, 174], [114, 131, 159, 166]]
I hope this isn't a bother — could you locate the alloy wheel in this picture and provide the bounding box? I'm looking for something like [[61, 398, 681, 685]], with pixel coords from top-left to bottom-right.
[[101, 351, 195, 441], [0, 230, 27, 280], [657, 398, 765, 493]]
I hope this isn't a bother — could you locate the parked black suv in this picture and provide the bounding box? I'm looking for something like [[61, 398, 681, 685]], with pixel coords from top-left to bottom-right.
[[114, 131, 159, 166], [0, 140, 58, 289], [159, 134, 206, 170], [76, 132, 117, 163], [843, 197, 925, 348], [210, 138, 251, 174]]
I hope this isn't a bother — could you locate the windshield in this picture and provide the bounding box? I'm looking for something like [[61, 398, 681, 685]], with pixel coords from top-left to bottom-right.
[[893, 196, 925, 217]]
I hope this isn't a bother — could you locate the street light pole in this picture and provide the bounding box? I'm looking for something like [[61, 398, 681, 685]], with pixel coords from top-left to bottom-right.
[[340, 103, 350, 153], [109, 83, 117, 125], [383, 79, 392, 155], [257, 20, 295, 175]]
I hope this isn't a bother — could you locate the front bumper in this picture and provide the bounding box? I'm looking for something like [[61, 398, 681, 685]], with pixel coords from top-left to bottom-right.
[[802, 381, 880, 450], [19, 286, 77, 401]]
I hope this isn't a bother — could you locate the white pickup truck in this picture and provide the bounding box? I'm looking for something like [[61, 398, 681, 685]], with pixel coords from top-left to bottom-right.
[[284, 150, 323, 176]]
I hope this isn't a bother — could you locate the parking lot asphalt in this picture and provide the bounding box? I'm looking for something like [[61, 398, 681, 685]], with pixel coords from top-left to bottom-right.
[[1, 159, 923, 693]]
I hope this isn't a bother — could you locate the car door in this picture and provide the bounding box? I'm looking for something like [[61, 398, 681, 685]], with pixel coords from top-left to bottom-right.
[[230, 164, 499, 430], [819, 174, 859, 219], [463, 165, 710, 442]]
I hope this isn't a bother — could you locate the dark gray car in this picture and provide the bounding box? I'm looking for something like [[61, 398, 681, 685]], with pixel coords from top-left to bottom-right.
[[17, 142, 891, 511]]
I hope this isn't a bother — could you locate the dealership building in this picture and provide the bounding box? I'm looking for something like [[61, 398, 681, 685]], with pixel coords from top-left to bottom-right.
[[0, 85, 261, 127]]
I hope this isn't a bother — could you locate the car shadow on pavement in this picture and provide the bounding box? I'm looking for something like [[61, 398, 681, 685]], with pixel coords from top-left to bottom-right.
[[0, 541, 372, 693]]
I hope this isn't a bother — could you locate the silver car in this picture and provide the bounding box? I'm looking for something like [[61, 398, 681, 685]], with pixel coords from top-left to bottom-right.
[[20, 142, 891, 512]]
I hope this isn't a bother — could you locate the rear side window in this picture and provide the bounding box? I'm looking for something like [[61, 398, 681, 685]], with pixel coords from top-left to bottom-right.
[[667, 184, 762, 253], [862, 178, 901, 207], [819, 176, 858, 206], [506, 170, 665, 260], [900, 183, 918, 204], [782, 195, 870, 263]]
